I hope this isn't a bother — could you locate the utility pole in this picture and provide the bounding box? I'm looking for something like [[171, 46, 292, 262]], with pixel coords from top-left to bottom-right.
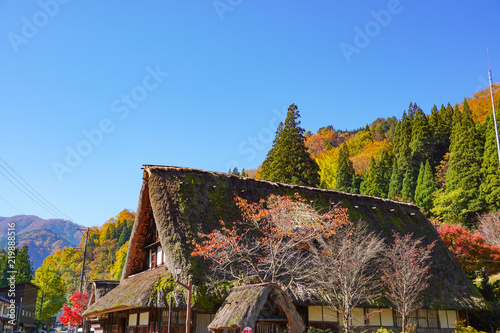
[[77, 228, 90, 292], [76, 227, 89, 333], [16, 297, 23, 331]]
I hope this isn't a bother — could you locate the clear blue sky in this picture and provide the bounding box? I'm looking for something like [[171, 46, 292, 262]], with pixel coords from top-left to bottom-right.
[[1, 1, 499, 227]]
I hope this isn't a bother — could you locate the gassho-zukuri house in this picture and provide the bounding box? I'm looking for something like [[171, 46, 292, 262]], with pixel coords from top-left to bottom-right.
[[83, 165, 488, 333]]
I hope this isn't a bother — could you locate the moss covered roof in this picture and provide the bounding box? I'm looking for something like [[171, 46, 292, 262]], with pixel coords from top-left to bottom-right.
[[84, 267, 170, 317], [208, 283, 305, 333], [87, 280, 120, 307], [113, 165, 487, 312]]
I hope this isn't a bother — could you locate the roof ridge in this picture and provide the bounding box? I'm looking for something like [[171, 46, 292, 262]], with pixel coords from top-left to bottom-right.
[[142, 164, 419, 209]]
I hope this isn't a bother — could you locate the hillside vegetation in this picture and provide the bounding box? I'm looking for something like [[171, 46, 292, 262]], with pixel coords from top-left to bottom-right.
[[33, 209, 135, 299], [294, 84, 500, 226]]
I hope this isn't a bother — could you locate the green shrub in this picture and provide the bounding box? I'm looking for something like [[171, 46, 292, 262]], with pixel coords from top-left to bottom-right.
[[372, 328, 394, 333], [453, 319, 487, 333], [306, 328, 332, 333]]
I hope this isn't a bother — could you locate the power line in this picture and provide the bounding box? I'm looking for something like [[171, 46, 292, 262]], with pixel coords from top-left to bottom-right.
[[0, 165, 60, 218], [0, 168, 58, 218], [0, 157, 73, 221], [0, 157, 72, 221], [0, 194, 24, 215]]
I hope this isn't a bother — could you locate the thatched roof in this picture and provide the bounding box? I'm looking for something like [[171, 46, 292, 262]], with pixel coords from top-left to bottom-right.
[[87, 280, 120, 308], [113, 165, 487, 312], [84, 267, 171, 317], [208, 283, 305, 333]]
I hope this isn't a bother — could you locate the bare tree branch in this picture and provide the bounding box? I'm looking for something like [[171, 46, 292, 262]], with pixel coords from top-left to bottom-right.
[[381, 232, 435, 333], [477, 210, 500, 247], [308, 221, 385, 333]]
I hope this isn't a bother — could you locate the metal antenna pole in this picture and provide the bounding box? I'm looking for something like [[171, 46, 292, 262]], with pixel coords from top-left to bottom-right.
[[488, 49, 500, 165]]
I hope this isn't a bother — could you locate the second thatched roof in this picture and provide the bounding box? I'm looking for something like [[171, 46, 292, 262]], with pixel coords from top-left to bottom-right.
[[208, 283, 305, 333], [84, 267, 171, 317]]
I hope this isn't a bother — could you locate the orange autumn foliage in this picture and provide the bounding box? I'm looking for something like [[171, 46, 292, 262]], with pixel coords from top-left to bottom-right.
[[191, 193, 350, 287]]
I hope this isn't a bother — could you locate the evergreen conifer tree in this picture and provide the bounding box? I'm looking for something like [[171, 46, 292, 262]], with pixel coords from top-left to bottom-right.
[[414, 160, 437, 213], [401, 170, 413, 203], [14, 246, 34, 283], [351, 174, 363, 194], [361, 149, 392, 198], [429, 104, 452, 168], [0, 249, 7, 287], [388, 158, 402, 200], [260, 104, 320, 187], [480, 102, 500, 209], [361, 156, 377, 196], [445, 99, 484, 222], [410, 106, 433, 168], [406, 104, 433, 199], [415, 162, 425, 199], [334, 143, 355, 192], [390, 107, 414, 199]]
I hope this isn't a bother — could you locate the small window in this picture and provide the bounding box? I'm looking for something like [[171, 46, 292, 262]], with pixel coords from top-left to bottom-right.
[[396, 309, 439, 328], [156, 246, 163, 266], [139, 312, 149, 326], [129, 313, 137, 326], [307, 306, 322, 321], [427, 310, 439, 328], [418, 309, 428, 327]]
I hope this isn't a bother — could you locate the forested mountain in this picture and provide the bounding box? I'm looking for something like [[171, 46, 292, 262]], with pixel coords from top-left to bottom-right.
[[0, 216, 84, 268], [0, 215, 84, 244], [0, 210, 134, 304]]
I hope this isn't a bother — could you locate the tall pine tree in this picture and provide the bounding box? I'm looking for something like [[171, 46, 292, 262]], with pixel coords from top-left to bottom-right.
[[361, 149, 392, 198], [480, 101, 500, 209], [260, 104, 320, 187], [445, 99, 484, 223], [334, 143, 355, 192], [406, 104, 433, 201], [401, 170, 413, 203], [388, 158, 402, 200], [15, 245, 34, 283], [389, 106, 414, 199], [429, 104, 452, 168], [414, 160, 437, 214]]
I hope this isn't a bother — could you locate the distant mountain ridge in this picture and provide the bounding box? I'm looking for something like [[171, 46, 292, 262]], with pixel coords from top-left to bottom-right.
[[0, 215, 85, 269]]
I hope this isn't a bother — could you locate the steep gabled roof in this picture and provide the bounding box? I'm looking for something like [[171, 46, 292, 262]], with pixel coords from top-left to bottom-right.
[[208, 283, 305, 333], [87, 280, 120, 308], [107, 165, 487, 312], [84, 267, 171, 317]]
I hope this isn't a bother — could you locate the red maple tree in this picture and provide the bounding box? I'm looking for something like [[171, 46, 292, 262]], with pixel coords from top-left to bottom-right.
[[60, 291, 89, 326], [437, 223, 500, 275]]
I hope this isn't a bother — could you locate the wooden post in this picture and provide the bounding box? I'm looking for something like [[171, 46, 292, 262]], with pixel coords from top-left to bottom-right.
[[168, 297, 172, 333], [184, 278, 192, 333]]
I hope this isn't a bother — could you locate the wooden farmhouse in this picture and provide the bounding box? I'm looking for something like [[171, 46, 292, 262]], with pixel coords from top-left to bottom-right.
[[83, 165, 488, 333]]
